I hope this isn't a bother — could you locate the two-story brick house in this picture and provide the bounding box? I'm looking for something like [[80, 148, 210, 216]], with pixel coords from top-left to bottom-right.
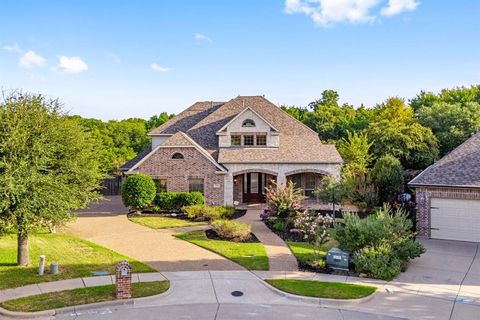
[[121, 96, 343, 205]]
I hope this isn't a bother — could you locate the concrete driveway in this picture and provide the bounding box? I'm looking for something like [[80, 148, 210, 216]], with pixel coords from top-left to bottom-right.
[[344, 238, 480, 319]]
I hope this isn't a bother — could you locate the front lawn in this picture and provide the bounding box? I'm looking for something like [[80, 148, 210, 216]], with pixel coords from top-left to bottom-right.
[[0, 233, 155, 290], [129, 216, 206, 229], [0, 281, 169, 312], [287, 240, 337, 270], [265, 279, 376, 299], [174, 230, 269, 270]]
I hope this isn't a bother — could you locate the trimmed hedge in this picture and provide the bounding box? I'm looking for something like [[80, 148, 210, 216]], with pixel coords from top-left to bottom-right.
[[211, 219, 251, 242], [154, 192, 204, 211], [182, 205, 234, 221], [121, 174, 156, 212]]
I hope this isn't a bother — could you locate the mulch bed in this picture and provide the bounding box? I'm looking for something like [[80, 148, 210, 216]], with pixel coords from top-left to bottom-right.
[[128, 209, 247, 221], [205, 229, 260, 243]]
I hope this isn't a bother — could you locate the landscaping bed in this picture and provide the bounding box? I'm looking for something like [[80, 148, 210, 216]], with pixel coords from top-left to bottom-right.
[[265, 279, 376, 299], [0, 281, 169, 312], [174, 230, 268, 270], [0, 233, 155, 290], [129, 215, 207, 229]]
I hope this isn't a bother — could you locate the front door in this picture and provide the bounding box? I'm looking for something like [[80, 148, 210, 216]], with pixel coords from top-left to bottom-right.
[[243, 172, 263, 203]]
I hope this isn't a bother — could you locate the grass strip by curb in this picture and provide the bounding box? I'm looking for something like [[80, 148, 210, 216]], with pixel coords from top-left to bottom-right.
[[0, 281, 169, 312], [265, 279, 376, 299], [174, 230, 269, 270], [129, 216, 206, 229], [0, 233, 156, 290]]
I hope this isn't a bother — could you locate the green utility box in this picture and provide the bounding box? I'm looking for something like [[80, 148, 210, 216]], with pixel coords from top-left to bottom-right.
[[326, 248, 349, 270]]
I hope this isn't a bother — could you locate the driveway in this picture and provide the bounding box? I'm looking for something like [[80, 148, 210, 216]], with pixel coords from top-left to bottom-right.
[[344, 238, 480, 319], [63, 196, 243, 271]]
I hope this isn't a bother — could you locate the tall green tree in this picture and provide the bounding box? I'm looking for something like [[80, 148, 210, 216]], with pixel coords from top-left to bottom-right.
[[337, 131, 374, 173], [0, 92, 104, 266], [371, 155, 404, 204], [145, 112, 174, 132], [366, 98, 439, 169]]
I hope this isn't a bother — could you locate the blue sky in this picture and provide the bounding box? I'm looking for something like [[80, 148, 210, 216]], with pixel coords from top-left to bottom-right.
[[1, 0, 479, 120]]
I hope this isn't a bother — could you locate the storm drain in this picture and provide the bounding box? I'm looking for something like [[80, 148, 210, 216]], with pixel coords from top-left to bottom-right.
[[231, 291, 244, 297]]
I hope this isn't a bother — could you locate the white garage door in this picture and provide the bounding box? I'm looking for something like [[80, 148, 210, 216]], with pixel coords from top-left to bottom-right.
[[430, 198, 480, 242]]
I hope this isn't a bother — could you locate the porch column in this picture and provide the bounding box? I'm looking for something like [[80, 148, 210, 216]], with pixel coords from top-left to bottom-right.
[[223, 173, 234, 205], [276, 173, 286, 185]]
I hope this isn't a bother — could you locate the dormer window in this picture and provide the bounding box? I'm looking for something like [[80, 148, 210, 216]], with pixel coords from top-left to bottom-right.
[[171, 152, 184, 159], [242, 119, 256, 127]]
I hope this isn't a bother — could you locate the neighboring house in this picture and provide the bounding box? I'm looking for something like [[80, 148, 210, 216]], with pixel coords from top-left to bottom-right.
[[121, 96, 342, 206], [409, 132, 480, 242]]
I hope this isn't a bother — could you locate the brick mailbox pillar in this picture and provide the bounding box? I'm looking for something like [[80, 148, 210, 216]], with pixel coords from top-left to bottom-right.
[[115, 261, 132, 299]]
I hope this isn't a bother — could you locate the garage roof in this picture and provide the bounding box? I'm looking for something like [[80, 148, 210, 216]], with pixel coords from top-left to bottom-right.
[[409, 132, 480, 188]]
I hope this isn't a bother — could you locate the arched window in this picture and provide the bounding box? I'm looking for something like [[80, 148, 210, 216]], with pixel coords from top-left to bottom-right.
[[171, 152, 184, 159], [242, 119, 256, 127]]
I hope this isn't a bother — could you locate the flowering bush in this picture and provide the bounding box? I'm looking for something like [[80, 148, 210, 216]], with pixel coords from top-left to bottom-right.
[[292, 210, 335, 244], [265, 180, 306, 220]]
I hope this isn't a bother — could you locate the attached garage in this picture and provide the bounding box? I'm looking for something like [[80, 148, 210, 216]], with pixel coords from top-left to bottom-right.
[[409, 132, 480, 242], [430, 198, 480, 242]]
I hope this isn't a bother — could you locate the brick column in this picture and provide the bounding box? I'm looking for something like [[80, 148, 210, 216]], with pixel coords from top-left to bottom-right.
[[115, 261, 132, 299]]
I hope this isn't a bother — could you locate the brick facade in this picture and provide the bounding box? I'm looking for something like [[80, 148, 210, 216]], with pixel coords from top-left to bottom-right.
[[415, 186, 480, 237], [135, 146, 225, 205]]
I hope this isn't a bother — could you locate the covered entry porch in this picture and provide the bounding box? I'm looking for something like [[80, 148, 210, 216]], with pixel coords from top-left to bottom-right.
[[233, 170, 276, 203]]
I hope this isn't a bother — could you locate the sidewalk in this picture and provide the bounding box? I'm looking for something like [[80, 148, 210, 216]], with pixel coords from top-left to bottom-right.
[[1, 270, 478, 319]]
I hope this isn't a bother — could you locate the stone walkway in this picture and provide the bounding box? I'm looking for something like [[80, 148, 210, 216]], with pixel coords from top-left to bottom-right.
[[238, 209, 298, 271]]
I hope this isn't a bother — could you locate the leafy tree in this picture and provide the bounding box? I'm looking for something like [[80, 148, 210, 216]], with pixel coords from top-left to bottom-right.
[[415, 102, 480, 156], [145, 112, 174, 132], [0, 92, 103, 266], [371, 155, 404, 204], [366, 98, 439, 169], [121, 174, 156, 213], [315, 176, 349, 215], [337, 131, 374, 173]]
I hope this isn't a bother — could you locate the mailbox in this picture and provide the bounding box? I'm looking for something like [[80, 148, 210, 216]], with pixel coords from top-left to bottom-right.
[[326, 248, 349, 270]]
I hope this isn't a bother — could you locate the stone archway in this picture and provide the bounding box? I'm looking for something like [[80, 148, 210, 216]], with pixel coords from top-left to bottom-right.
[[232, 169, 278, 204]]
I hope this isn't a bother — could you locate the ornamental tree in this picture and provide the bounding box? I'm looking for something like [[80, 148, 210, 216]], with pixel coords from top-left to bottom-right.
[[0, 92, 104, 266]]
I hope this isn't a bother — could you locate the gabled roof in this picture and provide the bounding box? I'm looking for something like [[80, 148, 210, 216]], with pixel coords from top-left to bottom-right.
[[216, 106, 280, 133], [409, 132, 480, 188], [122, 95, 342, 167], [126, 132, 226, 173]]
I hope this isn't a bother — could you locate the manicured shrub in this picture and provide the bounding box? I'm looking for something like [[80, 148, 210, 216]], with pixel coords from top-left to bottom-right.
[[182, 205, 234, 221], [330, 205, 425, 280], [154, 192, 204, 211], [211, 219, 251, 242], [353, 245, 402, 281], [121, 174, 156, 213], [292, 210, 334, 244]]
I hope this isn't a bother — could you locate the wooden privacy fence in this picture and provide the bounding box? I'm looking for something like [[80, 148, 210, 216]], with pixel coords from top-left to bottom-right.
[[101, 176, 123, 195]]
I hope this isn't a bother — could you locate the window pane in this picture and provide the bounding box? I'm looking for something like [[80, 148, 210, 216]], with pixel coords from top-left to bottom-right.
[[154, 179, 167, 192], [305, 173, 316, 189], [256, 135, 266, 146], [289, 174, 302, 188], [189, 179, 204, 194], [242, 119, 255, 127], [172, 152, 184, 159], [231, 135, 241, 146], [250, 173, 258, 193], [244, 135, 254, 146]]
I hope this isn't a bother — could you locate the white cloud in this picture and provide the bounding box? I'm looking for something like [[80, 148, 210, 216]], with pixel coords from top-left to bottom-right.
[[19, 50, 46, 68], [151, 63, 171, 72], [381, 0, 419, 16], [57, 56, 88, 74], [285, 0, 419, 27], [3, 43, 23, 53], [194, 33, 212, 42]]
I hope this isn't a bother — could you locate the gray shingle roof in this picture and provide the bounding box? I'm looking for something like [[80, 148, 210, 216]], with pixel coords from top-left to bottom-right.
[[119, 146, 152, 171], [124, 96, 342, 168], [409, 132, 480, 188]]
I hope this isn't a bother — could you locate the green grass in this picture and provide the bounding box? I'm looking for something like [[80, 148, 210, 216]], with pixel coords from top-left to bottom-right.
[[0, 233, 156, 290], [174, 230, 269, 270], [0, 281, 169, 312], [265, 279, 376, 299], [287, 239, 337, 268], [129, 216, 206, 229]]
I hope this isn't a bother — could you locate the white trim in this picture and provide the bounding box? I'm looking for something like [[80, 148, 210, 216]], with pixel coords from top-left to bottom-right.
[[128, 132, 227, 173], [216, 107, 279, 134]]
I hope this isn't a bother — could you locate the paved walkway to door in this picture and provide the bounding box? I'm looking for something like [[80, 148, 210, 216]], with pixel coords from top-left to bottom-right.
[[238, 209, 298, 271], [63, 197, 243, 272]]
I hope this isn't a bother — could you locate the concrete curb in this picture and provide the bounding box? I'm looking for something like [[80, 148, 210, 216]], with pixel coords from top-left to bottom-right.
[[257, 277, 379, 307], [0, 306, 55, 319]]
